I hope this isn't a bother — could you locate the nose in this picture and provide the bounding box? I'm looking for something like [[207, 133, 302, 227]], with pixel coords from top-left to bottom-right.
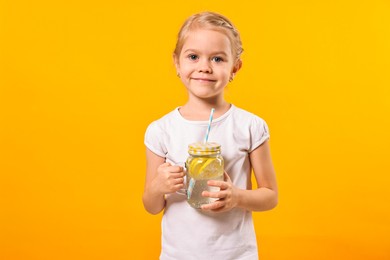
[[197, 59, 212, 73]]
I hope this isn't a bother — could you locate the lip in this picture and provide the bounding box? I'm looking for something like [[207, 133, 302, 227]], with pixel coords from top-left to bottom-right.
[[191, 77, 217, 82]]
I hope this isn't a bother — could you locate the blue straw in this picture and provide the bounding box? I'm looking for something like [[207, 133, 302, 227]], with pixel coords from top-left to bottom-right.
[[204, 108, 215, 143]]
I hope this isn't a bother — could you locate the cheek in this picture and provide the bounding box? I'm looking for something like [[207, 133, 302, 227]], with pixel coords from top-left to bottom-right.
[[179, 65, 193, 76], [218, 69, 232, 79]]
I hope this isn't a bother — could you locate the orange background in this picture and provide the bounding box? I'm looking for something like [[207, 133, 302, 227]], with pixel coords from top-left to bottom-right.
[[1, 1, 389, 259]]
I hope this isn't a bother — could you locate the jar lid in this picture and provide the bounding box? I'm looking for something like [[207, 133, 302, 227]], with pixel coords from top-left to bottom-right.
[[188, 142, 221, 155]]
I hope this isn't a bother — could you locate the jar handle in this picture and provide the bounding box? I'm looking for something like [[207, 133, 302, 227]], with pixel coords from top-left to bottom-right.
[[166, 158, 187, 196]]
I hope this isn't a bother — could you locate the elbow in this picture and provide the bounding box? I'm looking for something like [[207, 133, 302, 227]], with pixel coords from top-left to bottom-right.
[[270, 195, 278, 210], [269, 190, 278, 210], [260, 190, 278, 211], [252, 188, 278, 212], [145, 207, 162, 215], [142, 195, 164, 215]]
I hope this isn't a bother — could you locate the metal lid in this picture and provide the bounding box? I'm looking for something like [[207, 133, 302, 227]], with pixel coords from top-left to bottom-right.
[[188, 142, 221, 155]]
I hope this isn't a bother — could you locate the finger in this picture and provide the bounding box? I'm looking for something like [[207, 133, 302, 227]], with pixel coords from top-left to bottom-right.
[[169, 165, 184, 173], [170, 171, 185, 178], [207, 180, 229, 189], [173, 183, 184, 190], [167, 183, 184, 194], [201, 200, 225, 211], [202, 190, 226, 199], [172, 177, 184, 185]]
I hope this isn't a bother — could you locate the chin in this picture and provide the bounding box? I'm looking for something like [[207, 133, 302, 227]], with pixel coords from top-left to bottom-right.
[[187, 86, 224, 99], [193, 92, 220, 99]]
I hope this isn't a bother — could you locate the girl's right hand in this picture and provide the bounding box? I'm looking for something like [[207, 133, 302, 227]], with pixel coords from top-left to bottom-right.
[[152, 162, 185, 195]]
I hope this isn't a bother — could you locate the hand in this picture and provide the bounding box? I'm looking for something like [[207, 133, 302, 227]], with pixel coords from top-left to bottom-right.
[[152, 162, 185, 195], [201, 172, 239, 212]]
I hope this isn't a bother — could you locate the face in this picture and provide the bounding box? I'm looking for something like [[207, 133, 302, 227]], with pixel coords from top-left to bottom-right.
[[174, 29, 241, 100]]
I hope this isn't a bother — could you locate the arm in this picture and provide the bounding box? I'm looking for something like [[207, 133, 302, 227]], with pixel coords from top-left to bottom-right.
[[201, 140, 278, 212], [142, 148, 185, 215], [238, 140, 278, 211]]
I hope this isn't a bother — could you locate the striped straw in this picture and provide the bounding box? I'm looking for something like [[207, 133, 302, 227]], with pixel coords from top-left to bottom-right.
[[204, 108, 215, 143]]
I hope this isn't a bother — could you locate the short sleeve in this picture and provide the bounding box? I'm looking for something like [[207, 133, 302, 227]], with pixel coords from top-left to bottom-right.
[[144, 121, 167, 158], [249, 116, 270, 152]]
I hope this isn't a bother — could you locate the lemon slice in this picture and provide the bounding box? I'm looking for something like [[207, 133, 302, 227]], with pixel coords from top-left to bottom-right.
[[198, 158, 214, 175], [189, 158, 205, 177], [198, 159, 222, 179]]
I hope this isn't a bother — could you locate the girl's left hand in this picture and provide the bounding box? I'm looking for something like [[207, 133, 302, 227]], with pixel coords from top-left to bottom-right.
[[201, 172, 239, 212]]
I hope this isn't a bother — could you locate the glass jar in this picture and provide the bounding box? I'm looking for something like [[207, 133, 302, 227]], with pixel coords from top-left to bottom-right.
[[185, 142, 224, 208]]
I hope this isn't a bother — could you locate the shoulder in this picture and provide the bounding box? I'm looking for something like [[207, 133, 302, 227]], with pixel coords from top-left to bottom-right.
[[231, 105, 268, 127], [144, 108, 179, 157], [146, 108, 179, 132], [230, 105, 270, 148]]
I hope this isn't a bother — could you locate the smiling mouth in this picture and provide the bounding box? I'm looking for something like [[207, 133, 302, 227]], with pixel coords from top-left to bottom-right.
[[192, 78, 217, 82]]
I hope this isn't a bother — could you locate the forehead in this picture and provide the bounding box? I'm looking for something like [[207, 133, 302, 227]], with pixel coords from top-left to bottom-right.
[[181, 29, 232, 55]]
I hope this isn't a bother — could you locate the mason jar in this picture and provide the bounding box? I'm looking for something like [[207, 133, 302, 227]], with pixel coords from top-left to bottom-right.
[[185, 142, 224, 208]]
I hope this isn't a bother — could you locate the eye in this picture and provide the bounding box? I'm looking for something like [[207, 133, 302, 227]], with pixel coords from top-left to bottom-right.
[[212, 56, 224, 63], [188, 54, 198, 60]]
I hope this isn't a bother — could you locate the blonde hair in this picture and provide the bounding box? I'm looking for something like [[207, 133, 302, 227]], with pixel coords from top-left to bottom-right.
[[173, 12, 243, 62]]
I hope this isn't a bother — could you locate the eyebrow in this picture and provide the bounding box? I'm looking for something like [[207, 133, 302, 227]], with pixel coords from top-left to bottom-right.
[[183, 49, 228, 56]]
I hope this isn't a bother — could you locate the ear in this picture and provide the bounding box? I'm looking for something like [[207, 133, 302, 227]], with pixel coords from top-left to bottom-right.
[[173, 53, 180, 71], [232, 59, 242, 74], [230, 59, 242, 81]]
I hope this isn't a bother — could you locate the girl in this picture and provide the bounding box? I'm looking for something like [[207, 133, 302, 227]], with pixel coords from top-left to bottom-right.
[[143, 11, 278, 260]]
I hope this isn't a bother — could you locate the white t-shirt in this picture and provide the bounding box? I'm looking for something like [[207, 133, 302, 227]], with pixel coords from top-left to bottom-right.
[[144, 104, 270, 260]]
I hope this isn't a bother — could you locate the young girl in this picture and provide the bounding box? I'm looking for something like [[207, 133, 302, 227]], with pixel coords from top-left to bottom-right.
[[143, 11, 278, 260]]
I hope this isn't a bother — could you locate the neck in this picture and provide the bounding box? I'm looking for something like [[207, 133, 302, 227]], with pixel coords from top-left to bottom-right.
[[179, 95, 231, 121]]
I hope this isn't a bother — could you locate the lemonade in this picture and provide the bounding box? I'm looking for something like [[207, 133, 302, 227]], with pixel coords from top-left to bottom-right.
[[185, 143, 224, 208]]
